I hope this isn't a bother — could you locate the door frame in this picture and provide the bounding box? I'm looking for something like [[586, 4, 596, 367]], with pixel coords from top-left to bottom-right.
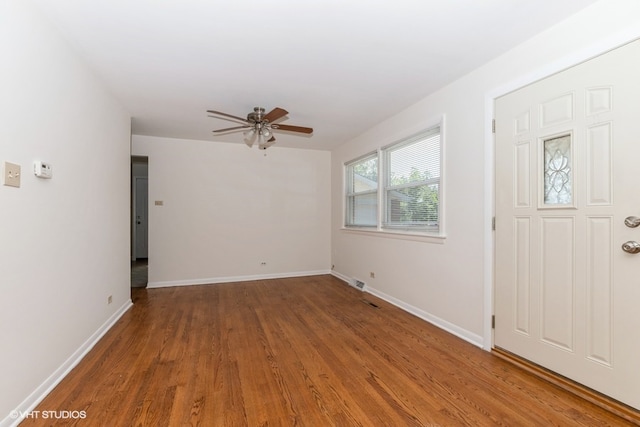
[[131, 155, 149, 262], [483, 31, 640, 351]]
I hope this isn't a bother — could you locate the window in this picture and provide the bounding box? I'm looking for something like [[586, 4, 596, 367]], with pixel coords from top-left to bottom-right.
[[345, 154, 378, 227], [344, 123, 442, 236], [383, 127, 441, 232]]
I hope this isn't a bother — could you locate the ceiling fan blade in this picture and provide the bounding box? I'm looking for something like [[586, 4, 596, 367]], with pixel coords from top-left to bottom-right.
[[207, 110, 249, 123], [212, 125, 250, 133], [263, 107, 288, 123], [271, 124, 313, 134]]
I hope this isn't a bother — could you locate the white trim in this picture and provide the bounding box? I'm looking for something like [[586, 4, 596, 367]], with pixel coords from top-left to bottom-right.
[[365, 285, 484, 348], [483, 31, 640, 351], [439, 114, 447, 235], [147, 270, 332, 288], [1, 300, 133, 427], [330, 272, 482, 346], [483, 91, 495, 351], [340, 227, 445, 244], [330, 270, 351, 284]]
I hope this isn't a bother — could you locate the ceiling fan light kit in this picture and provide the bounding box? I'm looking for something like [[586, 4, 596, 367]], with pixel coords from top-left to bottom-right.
[[208, 106, 313, 150]]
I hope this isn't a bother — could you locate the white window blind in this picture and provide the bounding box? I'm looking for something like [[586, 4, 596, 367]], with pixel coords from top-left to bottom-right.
[[383, 127, 441, 232]]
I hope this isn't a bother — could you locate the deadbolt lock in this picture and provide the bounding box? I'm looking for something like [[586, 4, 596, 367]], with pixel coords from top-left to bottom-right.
[[624, 216, 640, 228]]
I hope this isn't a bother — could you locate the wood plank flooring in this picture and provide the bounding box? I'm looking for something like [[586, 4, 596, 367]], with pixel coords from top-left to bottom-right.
[[21, 275, 635, 426]]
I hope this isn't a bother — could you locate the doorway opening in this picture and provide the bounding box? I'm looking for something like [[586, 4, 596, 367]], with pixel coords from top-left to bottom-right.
[[131, 155, 148, 288]]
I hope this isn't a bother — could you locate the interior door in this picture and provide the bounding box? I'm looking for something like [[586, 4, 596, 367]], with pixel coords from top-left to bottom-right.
[[494, 40, 640, 409], [134, 177, 148, 259]]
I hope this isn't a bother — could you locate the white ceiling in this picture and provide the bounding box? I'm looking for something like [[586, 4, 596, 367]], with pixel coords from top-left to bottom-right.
[[31, 0, 598, 150]]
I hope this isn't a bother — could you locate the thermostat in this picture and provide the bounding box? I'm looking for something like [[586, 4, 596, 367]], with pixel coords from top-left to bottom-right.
[[34, 161, 53, 179]]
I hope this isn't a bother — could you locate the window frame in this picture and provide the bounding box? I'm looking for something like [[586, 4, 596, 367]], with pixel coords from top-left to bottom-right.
[[344, 152, 379, 228], [381, 126, 442, 233], [342, 117, 445, 242]]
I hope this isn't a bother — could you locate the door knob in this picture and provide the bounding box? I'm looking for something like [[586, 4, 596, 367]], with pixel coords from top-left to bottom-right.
[[622, 241, 640, 254], [624, 216, 640, 228]]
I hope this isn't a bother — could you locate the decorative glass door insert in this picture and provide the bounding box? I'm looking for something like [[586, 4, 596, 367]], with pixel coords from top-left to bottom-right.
[[543, 134, 572, 205]]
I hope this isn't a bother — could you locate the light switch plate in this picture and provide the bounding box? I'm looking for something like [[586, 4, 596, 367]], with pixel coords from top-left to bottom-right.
[[3, 162, 21, 188]]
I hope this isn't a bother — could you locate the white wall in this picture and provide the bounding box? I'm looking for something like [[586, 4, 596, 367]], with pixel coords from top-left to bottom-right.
[[0, 1, 131, 423], [331, 0, 640, 347], [132, 135, 331, 286]]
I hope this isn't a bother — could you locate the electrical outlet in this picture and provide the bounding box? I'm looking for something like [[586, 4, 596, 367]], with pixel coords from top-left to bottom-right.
[[107, 295, 113, 304], [3, 162, 21, 188], [370, 272, 375, 278], [260, 262, 267, 266]]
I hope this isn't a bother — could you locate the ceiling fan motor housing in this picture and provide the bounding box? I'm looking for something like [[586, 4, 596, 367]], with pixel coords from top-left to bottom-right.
[[247, 107, 266, 123]]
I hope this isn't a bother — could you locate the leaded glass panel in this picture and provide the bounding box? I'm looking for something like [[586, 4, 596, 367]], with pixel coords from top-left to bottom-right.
[[543, 134, 572, 205]]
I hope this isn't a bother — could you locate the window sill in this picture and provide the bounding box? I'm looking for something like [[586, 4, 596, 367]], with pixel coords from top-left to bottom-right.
[[340, 227, 446, 244]]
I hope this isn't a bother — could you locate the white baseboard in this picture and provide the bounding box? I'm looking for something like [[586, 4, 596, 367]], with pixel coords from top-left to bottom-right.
[[365, 286, 483, 347], [330, 272, 484, 348], [330, 270, 351, 284], [147, 269, 332, 288], [1, 300, 133, 427]]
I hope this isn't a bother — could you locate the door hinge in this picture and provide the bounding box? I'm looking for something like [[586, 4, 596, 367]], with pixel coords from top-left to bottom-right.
[[492, 315, 496, 329], [492, 216, 496, 231], [492, 119, 496, 134]]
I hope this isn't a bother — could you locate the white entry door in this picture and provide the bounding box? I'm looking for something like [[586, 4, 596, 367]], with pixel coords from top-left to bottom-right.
[[495, 40, 640, 410]]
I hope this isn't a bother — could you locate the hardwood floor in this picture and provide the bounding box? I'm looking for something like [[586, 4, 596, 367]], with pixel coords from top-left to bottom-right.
[[21, 275, 635, 426]]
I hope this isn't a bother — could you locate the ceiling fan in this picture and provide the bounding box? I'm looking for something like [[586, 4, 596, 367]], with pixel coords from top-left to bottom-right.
[[207, 106, 313, 150]]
